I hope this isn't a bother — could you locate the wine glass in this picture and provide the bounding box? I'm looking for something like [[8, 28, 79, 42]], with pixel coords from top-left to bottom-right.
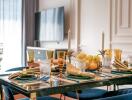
[[114, 49, 122, 61], [27, 49, 34, 63], [0, 48, 3, 69], [56, 51, 66, 78], [46, 50, 54, 59], [57, 51, 66, 59], [39, 60, 51, 78]]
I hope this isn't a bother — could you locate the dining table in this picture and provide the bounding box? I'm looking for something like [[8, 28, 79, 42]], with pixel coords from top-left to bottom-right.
[[1, 71, 132, 100]]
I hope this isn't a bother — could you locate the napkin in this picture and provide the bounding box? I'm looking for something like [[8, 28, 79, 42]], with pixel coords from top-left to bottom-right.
[[38, 75, 50, 81]]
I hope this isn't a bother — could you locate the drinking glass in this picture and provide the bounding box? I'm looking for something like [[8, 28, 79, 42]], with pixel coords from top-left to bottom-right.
[[101, 49, 112, 73], [0, 57, 2, 69], [46, 50, 54, 59], [57, 51, 66, 59], [114, 49, 122, 61], [76, 60, 86, 72], [127, 56, 132, 67], [27, 50, 34, 63], [57, 58, 65, 78], [39, 60, 51, 77], [0, 48, 3, 69]]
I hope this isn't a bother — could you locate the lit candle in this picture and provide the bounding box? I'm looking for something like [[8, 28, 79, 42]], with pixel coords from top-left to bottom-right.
[[102, 32, 104, 50]]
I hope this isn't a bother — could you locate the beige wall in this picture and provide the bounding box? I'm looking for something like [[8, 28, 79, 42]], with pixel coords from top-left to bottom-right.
[[38, 0, 110, 52], [38, 0, 132, 59], [79, 0, 110, 54], [110, 0, 132, 58]]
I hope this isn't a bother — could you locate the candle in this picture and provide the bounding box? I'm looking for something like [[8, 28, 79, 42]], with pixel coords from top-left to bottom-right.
[[102, 32, 104, 50], [68, 29, 71, 50], [68, 0, 72, 50]]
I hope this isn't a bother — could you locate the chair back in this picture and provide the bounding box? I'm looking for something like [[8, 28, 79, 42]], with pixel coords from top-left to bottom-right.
[[2, 85, 14, 100]]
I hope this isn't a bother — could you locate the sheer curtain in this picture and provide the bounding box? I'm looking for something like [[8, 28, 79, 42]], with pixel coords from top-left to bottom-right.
[[0, 0, 38, 71], [0, 0, 23, 71]]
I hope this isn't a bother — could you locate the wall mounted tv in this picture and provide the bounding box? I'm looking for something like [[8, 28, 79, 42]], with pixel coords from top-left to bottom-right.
[[35, 6, 64, 42]]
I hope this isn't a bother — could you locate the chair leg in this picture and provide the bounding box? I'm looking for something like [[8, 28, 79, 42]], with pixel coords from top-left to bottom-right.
[[117, 85, 119, 90], [107, 85, 112, 91], [60, 94, 63, 100], [107, 86, 109, 91], [76, 90, 79, 100], [64, 95, 66, 100]]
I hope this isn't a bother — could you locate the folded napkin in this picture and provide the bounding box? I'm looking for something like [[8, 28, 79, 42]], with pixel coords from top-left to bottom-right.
[[38, 75, 50, 81]]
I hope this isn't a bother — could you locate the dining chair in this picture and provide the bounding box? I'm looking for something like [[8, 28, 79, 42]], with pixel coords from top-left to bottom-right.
[[96, 93, 132, 100], [34, 49, 46, 61], [2, 85, 59, 100], [103, 88, 132, 97], [95, 88, 132, 100], [63, 88, 108, 100]]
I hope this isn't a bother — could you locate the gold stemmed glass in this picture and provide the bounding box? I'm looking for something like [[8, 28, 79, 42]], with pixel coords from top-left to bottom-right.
[[27, 49, 34, 63], [0, 48, 3, 69], [114, 49, 122, 61], [45, 50, 54, 79], [56, 51, 66, 78], [46, 50, 54, 59]]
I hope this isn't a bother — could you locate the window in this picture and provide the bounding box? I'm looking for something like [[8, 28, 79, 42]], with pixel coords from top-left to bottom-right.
[[0, 0, 23, 71]]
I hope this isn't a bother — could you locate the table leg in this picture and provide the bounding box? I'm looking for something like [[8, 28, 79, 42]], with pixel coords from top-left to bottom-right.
[[30, 92, 37, 100]]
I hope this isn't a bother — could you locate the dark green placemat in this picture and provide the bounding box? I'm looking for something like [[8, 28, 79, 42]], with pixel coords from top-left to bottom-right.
[[112, 70, 132, 74], [67, 74, 92, 80], [14, 76, 37, 83]]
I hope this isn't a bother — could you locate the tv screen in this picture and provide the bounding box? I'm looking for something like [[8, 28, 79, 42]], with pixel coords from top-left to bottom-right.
[[35, 6, 64, 42]]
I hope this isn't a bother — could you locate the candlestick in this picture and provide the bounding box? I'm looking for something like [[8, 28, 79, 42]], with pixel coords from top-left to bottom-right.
[[68, 0, 72, 50], [102, 32, 104, 50]]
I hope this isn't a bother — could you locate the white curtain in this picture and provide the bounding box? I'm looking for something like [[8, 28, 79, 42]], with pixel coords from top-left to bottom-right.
[[0, 0, 23, 71]]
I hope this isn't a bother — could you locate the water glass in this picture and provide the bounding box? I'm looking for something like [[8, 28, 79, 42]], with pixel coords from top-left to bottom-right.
[[75, 60, 86, 72], [102, 55, 111, 68], [39, 60, 51, 77], [102, 55, 112, 73], [127, 55, 132, 67]]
